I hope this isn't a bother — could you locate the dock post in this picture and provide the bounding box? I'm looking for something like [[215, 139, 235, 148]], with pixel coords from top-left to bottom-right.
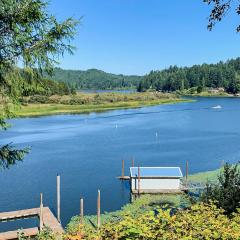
[[132, 158, 134, 167], [97, 190, 101, 229], [39, 193, 43, 231], [80, 198, 84, 224], [221, 160, 225, 167], [122, 159, 125, 178], [138, 166, 140, 196], [186, 160, 188, 186], [57, 174, 61, 223]]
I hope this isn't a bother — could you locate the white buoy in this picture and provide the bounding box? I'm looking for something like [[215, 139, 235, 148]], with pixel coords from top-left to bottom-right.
[[115, 124, 118, 129]]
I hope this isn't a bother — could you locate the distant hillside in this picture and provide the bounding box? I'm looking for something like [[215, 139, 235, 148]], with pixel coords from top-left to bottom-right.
[[47, 68, 143, 90]]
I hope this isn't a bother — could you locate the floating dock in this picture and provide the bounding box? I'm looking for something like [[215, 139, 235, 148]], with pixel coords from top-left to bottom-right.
[[131, 189, 185, 194], [0, 207, 64, 240]]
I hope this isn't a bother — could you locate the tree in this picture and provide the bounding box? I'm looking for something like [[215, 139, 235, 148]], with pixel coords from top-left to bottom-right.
[[0, 0, 79, 168], [201, 162, 240, 215], [204, 0, 240, 32], [137, 58, 240, 93]]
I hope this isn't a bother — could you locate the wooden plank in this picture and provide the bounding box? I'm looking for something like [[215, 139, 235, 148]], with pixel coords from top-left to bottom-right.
[[0, 227, 38, 240], [0, 208, 39, 222], [42, 207, 64, 234], [117, 176, 130, 180]]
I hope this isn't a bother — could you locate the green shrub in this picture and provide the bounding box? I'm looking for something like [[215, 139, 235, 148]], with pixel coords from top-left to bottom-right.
[[65, 202, 240, 240]]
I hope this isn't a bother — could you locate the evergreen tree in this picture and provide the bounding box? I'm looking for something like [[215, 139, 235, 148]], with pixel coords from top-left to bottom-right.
[[0, 0, 79, 168], [137, 58, 240, 94], [201, 162, 240, 215]]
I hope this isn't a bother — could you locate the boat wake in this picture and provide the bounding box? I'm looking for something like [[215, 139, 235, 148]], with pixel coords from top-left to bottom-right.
[[212, 105, 222, 109]]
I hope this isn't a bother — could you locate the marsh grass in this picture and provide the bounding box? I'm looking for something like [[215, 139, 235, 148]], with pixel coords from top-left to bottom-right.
[[15, 92, 190, 117]]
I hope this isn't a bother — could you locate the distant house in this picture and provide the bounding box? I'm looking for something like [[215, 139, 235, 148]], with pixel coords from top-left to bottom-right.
[[208, 87, 225, 93], [130, 167, 183, 193]]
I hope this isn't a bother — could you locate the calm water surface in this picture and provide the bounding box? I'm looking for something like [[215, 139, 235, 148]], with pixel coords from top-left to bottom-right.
[[0, 97, 240, 230]]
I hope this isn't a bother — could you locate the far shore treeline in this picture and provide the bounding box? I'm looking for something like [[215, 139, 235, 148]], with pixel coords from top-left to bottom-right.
[[5, 58, 240, 100], [137, 58, 240, 94], [46, 58, 240, 94]]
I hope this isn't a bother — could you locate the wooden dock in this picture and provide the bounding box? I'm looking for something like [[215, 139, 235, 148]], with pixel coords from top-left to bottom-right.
[[117, 176, 130, 180], [131, 189, 184, 194], [0, 207, 64, 240], [0, 228, 38, 240], [131, 186, 206, 195]]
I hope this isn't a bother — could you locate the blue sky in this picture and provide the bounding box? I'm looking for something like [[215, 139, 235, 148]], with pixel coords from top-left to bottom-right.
[[49, 0, 240, 75]]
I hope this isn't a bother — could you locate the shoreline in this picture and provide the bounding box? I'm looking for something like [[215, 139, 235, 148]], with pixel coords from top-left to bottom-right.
[[13, 90, 240, 118], [14, 99, 191, 118], [67, 167, 224, 229], [180, 92, 237, 98]]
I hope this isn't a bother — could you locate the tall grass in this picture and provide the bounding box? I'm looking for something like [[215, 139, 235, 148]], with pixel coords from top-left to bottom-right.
[[16, 92, 189, 117]]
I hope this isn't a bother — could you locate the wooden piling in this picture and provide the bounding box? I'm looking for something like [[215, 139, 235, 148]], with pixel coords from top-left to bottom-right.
[[221, 160, 225, 167], [57, 174, 61, 223], [138, 166, 140, 195], [132, 158, 134, 167], [39, 193, 43, 231], [80, 198, 84, 224], [186, 160, 189, 185], [97, 190, 101, 229], [122, 159, 125, 178]]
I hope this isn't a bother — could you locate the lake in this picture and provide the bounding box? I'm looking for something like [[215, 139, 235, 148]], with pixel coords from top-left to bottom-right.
[[0, 97, 240, 230]]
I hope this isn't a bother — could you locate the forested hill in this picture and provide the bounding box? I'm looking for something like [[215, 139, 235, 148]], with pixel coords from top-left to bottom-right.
[[137, 58, 240, 94], [47, 68, 143, 90]]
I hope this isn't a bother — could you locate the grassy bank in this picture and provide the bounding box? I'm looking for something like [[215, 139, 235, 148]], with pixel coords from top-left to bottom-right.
[[188, 168, 222, 183], [15, 92, 190, 117]]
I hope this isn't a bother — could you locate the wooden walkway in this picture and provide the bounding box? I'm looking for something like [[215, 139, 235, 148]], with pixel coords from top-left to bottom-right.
[[0, 207, 64, 240]]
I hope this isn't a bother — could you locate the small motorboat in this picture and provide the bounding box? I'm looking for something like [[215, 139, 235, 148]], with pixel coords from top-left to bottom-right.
[[212, 105, 222, 109]]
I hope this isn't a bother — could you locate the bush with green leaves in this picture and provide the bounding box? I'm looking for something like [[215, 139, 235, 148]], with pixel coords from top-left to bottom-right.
[[65, 202, 240, 240]]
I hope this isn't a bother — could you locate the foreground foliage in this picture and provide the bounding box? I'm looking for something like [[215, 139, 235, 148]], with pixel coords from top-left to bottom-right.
[[18, 227, 56, 240], [65, 202, 240, 240], [204, 0, 240, 32], [0, 0, 78, 169]]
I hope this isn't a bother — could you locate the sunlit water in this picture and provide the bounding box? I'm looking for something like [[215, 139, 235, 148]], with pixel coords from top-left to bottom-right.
[[0, 97, 240, 230]]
